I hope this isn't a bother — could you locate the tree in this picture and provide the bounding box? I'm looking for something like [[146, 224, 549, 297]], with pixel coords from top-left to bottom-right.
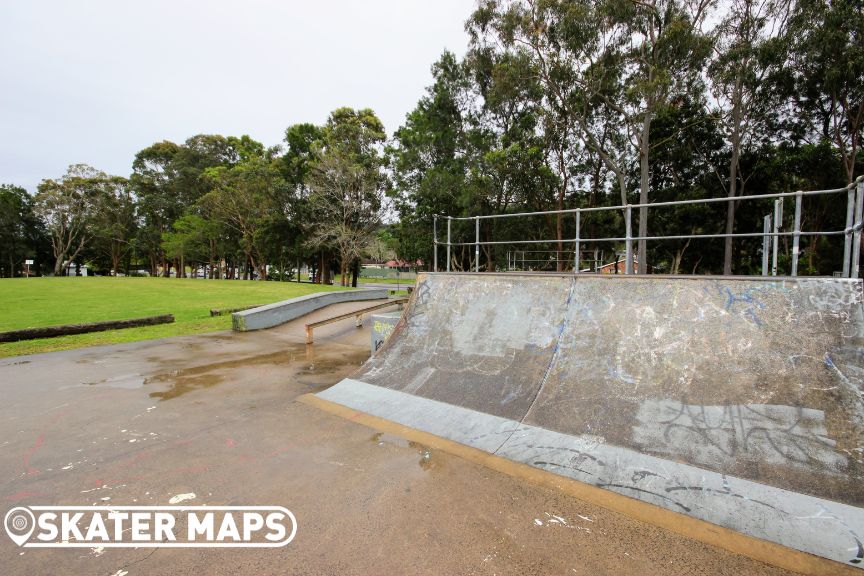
[[91, 176, 137, 275], [307, 149, 383, 286], [34, 164, 106, 276], [710, 0, 790, 274], [202, 141, 284, 280], [306, 108, 386, 286], [131, 135, 237, 277], [467, 0, 633, 259], [161, 214, 211, 277], [603, 0, 713, 272], [785, 0, 864, 184], [131, 141, 182, 276], [389, 53, 473, 268], [0, 184, 45, 277]]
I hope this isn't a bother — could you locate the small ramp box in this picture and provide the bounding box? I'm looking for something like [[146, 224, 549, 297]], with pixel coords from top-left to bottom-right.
[[371, 311, 401, 354]]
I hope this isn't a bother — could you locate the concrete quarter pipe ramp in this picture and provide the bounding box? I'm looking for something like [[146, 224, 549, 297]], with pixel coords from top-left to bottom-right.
[[315, 272, 864, 571]]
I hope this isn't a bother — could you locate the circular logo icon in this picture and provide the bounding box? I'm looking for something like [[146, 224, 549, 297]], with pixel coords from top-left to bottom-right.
[[4, 507, 35, 546]]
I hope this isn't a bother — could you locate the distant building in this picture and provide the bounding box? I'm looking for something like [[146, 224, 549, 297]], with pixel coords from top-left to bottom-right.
[[597, 258, 639, 274], [62, 262, 88, 276]]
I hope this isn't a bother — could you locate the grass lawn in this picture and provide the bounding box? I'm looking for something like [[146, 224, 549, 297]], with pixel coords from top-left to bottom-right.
[[358, 277, 417, 285], [0, 277, 344, 358]]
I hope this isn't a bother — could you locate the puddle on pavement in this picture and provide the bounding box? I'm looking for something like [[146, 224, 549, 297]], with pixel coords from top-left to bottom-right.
[[146, 370, 225, 400], [89, 373, 146, 389], [372, 432, 439, 470], [141, 343, 369, 400], [373, 432, 410, 448], [59, 373, 146, 390]]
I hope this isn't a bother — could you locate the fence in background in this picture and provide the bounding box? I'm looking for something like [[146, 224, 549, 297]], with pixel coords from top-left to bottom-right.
[[432, 176, 864, 277]]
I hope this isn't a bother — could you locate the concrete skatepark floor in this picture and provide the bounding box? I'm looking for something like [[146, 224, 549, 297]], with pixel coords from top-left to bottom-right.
[[0, 300, 795, 575]]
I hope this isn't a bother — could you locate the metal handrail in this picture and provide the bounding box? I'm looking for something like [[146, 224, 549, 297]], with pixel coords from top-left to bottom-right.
[[432, 176, 864, 278], [439, 184, 851, 221], [444, 230, 847, 246]]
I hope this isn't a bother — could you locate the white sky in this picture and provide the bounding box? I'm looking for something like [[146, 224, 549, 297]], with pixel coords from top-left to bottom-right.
[[0, 0, 476, 191]]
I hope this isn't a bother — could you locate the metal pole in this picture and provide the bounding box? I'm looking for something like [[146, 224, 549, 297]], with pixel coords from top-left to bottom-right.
[[446, 218, 451, 272], [475, 216, 480, 272], [852, 181, 864, 279], [574, 210, 581, 274], [433, 215, 438, 273], [791, 192, 802, 276], [771, 198, 782, 276], [843, 185, 855, 277], [762, 214, 771, 276], [625, 205, 633, 274]]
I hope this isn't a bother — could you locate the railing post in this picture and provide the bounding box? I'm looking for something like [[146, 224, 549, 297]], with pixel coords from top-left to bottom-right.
[[446, 217, 451, 272], [574, 209, 581, 274], [843, 184, 855, 277], [771, 198, 782, 276], [433, 215, 438, 273], [791, 192, 802, 277], [853, 180, 864, 279], [625, 205, 633, 274], [762, 214, 771, 276], [475, 216, 480, 272]]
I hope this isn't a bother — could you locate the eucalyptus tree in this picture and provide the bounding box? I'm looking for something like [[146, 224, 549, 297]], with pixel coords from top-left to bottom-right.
[[468, 0, 712, 272], [305, 108, 386, 286], [91, 176, 137, 275], [388, 52, 474, 268], [34, 164, 108, 276], [467, 0, 629, 266], [785, 0, 864, 184], [710, 0, 790, 274], [202, 141, 284, 281], [130, 141, 182, 275], [131, 135, 238, 276], [600, 0, 714, 271]]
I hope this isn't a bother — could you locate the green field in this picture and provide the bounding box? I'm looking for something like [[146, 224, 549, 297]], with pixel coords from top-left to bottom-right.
[[358, 277, 418, 285], [0, 277, 344, 358]]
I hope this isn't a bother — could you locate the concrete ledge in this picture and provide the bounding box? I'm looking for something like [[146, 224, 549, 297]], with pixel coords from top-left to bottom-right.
[[231, 289, 388, 331]]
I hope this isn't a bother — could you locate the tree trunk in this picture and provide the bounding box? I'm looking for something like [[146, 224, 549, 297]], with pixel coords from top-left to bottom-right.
[[555, 180, 565, 271], [638, 111, 651, 274], [723, 153, 738, 276], [723, 73, 744, 276], [322, 256, 331, 285]]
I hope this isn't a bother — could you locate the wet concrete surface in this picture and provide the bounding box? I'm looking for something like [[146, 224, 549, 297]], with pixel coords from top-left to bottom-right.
[[0, 300, 793, 575]]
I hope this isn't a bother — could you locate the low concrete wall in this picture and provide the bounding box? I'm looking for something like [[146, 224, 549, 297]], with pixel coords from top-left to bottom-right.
[[232, 289, 388, 332]]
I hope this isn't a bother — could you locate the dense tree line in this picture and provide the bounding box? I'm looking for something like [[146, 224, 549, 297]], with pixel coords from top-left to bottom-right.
[[1, 0, 861, 279], [389, 0, 863, 275], [0, 108, 393, 283]]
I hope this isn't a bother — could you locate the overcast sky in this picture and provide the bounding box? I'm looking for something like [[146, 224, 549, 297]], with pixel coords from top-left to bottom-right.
[[0, 1, 476, 191]]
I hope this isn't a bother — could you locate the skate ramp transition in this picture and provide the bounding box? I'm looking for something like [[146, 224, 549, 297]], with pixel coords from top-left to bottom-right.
[[316, 272, 864, 570]]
